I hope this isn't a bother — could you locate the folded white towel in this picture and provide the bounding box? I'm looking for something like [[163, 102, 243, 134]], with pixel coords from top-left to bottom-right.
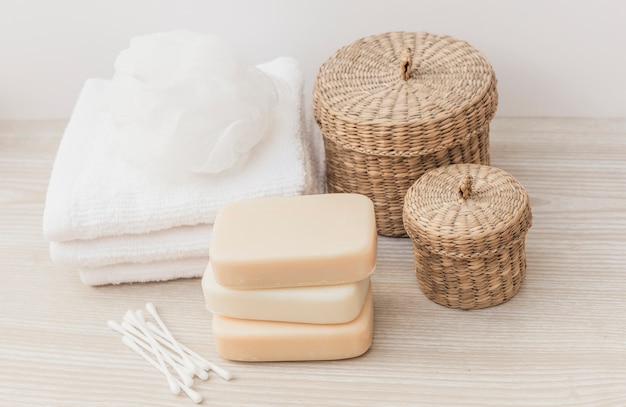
[[50, 224, 211, 268], [79, 257, 210, 286], [43, 57, 315, 242]]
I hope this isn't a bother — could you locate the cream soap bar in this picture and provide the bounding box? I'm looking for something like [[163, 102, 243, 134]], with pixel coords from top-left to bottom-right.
[[212, 287, 373, 361], [210, 193, 377, 289], [202, 262, 370, 324]]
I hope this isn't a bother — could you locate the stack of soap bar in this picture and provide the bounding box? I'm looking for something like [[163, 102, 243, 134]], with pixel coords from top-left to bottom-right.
[[202, 193, 377, 362]]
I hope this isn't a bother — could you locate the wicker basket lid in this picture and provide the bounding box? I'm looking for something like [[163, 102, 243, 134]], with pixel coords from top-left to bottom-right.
[[313, 31, 498, 156], [403, 164, 532, 258]]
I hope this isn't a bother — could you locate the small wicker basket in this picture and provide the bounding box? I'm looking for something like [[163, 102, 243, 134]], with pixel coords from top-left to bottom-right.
[[403, 164, 532, 310], [314, 32, 498, 237]]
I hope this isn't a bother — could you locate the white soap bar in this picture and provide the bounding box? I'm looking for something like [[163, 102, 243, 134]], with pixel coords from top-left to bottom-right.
[[209, 193, 377, 289], [202, 262, 370, 324], [212, 287, 374, 362]]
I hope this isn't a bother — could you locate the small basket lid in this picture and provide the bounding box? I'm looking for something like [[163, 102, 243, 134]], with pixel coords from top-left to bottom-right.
[[313, 32, 497, 156], [403, 164, 532, 258]]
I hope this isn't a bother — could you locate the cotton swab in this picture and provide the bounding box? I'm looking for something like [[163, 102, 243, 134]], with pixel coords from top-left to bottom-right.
[[114, 319, 195, 387], [121, 320, 200, 378], [146, 303, 228, 380], [140, 325, 210, 381], [120, 333, 180, 395], [121, 336, 202, 403], [145, 303, 207, 377], [122, 314, 195, 387], [108, 303, 233, 403], [146, 320, 233, 381], [124, 310, 183, 387]]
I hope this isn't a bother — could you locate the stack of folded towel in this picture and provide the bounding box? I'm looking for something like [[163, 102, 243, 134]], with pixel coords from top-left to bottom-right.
[[43, 57, 325, 285]]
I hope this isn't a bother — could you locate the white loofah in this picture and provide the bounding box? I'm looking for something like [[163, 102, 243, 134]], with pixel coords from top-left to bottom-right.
[[106, 30, 279, 176]]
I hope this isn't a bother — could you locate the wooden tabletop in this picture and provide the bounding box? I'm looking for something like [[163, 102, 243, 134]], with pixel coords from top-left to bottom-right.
[[1, 118, 625, 406]]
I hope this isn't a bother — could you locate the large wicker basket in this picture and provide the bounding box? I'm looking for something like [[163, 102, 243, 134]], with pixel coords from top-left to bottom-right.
[[403, 164, 532, 310], [314, 32, 498, 236]]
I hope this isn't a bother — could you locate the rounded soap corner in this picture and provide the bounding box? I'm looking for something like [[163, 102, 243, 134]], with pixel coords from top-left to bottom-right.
[[213, 345, 239, 363], [337, 333, 373, 361], [201, 259, 213, 277], [351, 192, 376, 212], [206, 253, 231, 281], [362, 264, 376, 282], [200, 265, 211, 292], [354, 339, 374, 359]]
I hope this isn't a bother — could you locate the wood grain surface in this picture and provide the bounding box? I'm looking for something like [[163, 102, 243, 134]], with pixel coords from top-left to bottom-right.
[[1, 118, 625, 406]]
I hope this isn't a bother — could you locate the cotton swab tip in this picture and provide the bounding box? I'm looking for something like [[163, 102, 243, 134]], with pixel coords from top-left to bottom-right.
[[184, 387, 203, 404], [195, 367, 209, 381], [209, 362, 233, 381], [146, 302, 157, 315], [134, 309, 146, 323], [107, 320, 124, 334], [166, 375, 180, 395]]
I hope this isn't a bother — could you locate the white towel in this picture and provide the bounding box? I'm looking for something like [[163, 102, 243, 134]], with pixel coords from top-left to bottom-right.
[[79, 257, 210, 286], [43, 57, 317, 242], [49, 124, 325, 270], [49, 224, 211, 268], [43, 57, 325, 285]]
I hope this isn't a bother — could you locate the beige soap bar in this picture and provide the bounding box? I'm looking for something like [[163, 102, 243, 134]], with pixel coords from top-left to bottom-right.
[[212, 287, 373, 362], [203, 262, 370, 324], [209, 193, 377, 289]]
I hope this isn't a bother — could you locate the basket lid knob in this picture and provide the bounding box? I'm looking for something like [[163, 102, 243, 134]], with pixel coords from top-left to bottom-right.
[[458, 175, 473, 200], [400, 47, 413, 80]]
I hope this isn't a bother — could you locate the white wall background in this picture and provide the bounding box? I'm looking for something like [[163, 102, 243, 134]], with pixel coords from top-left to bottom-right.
[[1, 0, 624, 119]]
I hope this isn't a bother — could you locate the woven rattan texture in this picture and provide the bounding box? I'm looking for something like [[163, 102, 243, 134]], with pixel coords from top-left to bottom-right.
[[403, 164, 532, 310], [314, 32, 498, 236]]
